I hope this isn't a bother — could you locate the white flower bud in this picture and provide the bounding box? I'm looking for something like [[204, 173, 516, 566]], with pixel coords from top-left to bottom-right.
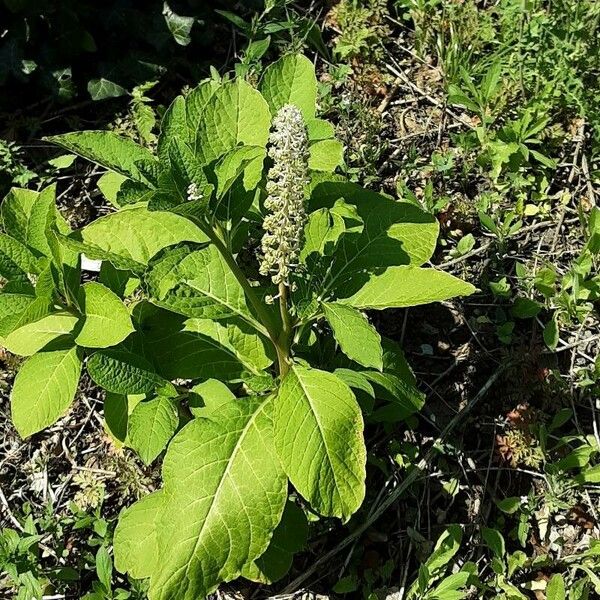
[[187, 183, 203, 202], [259, 104, 309, 286]]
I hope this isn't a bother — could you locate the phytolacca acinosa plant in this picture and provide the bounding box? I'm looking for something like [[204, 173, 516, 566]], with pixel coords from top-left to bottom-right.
[[2, 54, 475, 599]]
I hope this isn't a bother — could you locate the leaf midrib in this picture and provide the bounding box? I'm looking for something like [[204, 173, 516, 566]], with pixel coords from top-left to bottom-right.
[[291, 366, 343, 509], [179, 401, 267, 590]]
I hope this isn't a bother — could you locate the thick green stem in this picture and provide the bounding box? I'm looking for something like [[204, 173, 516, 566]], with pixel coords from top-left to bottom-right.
[[202, 224, 291, 377], [277, 282, 293, 377]]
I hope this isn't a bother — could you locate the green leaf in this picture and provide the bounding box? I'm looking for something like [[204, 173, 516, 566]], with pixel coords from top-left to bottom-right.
[[98, 262, 140, 298], [185, 319, 273, 374], [66, 206, 208, 272], [128, 396, 179, 464], [274, 364, 366, 520], [0, 233, 40, 280], [496, 497, 521, 514], [543, 313, 559, 350], [97, 172, 127, 207], [11, 346, 83, 437], [574, 464, 600, 484], [144, 243, 263, 332], [426, 524, 462, 573], [381, 337, 416, 385], [114, 490, 164, 580], [95, 546, 113, 592], [308, 180, 440, 296], [0, 292, 36, 331], [75, 282, 134, 348], [213, 145, 265, 200], [163, 138, 209, 206], [2, 185, 55, 256], [87, 78, 127, 100], [45, 131, 158, 184], [511, 297, 542, 319], [189, 379, 236, 416], [334, 368, 375, 398], [246, 37, 271, 61], [546, 574, 566, 600], [185, 81, 220, 144], [147, 398, 287, 599], [196, 80, 271, 165], [308, 139, 344, 172], [115, 179, 155, 207], [0, 294, 50, 338], [47, 154, 76, 169], [301, 200, 363, 261], [103, 393, 129, 444], [363, 371, 425, 422], [431, 571, 470, 597], [157, 95, 188, 162], [306, 118, 335, 141], [87, 349, 167, 395], [333, 575, 359, 594], [2, 312, 79, 356], [259, 54, 317, 119], [337, 266, 475, 309], [242, 501, 308, 584], [322, 302, 382, 370], [163, 2, 195, 46], [133, 304, 271, 381], [482, 527, 506, 558]]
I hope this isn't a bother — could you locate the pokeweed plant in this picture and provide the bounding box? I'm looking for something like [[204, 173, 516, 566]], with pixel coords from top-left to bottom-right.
[[1, 55, 475, 599]]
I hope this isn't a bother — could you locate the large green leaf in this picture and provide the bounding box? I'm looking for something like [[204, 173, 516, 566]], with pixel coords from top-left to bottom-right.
[[114, 490, 165, 580], [157, 95, 187, 162], [337, 266, 476, 309], [308, 180, 440, 296], [1, 185, 55, 256], [0, 233, 40, 280], [242, 500, 308, 584], [146, 398, 287, 600], [322, 302, 383, 370], [259, 54, 317, 119], [212, 145, 265, 200], [308, 139, 344, 172], [11, 346, 83, 437], [65, 206, 208, 272], [300, 200, 363, 269], [128, 396, 179, 464], [45, 131, 158, 184], [184, 318, 273, 374], [0, 293, 35, 325], [306, 118, 335, 142], [274, 364, 366, 520], [1, 312, 79, 356], [188, 379, 236, 416], [144, 243, 264, 333], [0, 294, 50, 338], [186, 80, 220, 141], [87, 349, 167, 395], [195, 79, 271, 165], [75, 282, 134, 348], [134, 302, 270, 381]]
